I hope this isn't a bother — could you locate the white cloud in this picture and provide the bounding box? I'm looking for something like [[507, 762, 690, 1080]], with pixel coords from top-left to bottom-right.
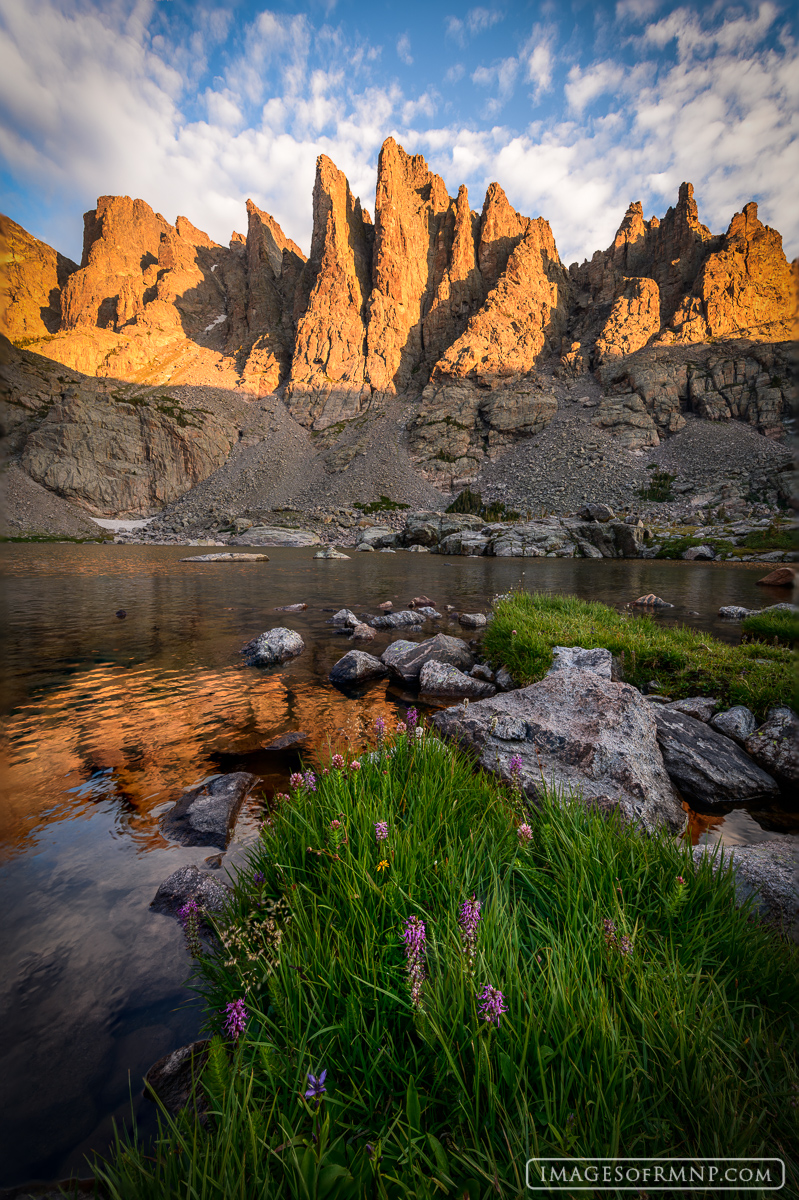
[[565, 61, 625, 113], [0, 0, 796, 273], [445, 15, 465, 47], [445, 63, 465, 83], [396, 33, 413, 66], [466, 7, 503, 35]]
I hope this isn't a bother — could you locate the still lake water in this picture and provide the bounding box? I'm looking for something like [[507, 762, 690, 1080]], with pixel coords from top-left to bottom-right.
[[1, 544, 796, 1185]]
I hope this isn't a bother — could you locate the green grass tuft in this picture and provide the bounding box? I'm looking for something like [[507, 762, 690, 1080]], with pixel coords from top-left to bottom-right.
[[742, 609, 799, 648], [94, 732, 799, 1197], [483, 591, 795, 718]]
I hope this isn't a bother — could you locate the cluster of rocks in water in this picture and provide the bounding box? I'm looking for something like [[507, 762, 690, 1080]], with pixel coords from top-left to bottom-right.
[[151, 611, 798, 942]]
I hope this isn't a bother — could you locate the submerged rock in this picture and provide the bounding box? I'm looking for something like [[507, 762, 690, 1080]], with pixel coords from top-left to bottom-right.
[[633, 594, 673, 607], [433, 670, 684, 833], [274, 602, 308, 612], [419, 660, 496, 699], [350, 622, 376, 642], [150, 863, 230, 916], [692, 842, 799, 938], [264, 731, 307, 750], [718, 605, 752, 619], [242, 627, 305, 666], [160, 773, 257, 849], [652, 708, 778, 806], [329, 650, 388, 685], [329, 608, 359, 627], [180, 552, 269, 562]]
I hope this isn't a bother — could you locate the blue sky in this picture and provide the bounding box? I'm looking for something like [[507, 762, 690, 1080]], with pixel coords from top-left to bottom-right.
[[1, 0, 797, 267]]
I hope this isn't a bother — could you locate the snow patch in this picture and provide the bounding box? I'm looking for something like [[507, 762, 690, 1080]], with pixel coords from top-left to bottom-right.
[[204, 314, 227, 332]]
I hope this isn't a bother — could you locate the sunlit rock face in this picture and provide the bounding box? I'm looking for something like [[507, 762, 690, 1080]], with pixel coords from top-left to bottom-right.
[[1, 141, 794, 513]]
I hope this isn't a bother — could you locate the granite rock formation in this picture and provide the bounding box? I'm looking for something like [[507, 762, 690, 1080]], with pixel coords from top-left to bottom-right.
[[1, 139, 795, 517], [0, 215, 77, 340]]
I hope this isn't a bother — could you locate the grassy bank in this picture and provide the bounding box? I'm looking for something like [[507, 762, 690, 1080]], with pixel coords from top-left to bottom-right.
[[742, 608, 799, 648], [96, 729, 798, 1198], [483, 592, 795, 719]]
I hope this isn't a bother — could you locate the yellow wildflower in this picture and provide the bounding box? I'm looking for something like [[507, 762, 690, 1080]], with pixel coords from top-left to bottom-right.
[[376, 859, 389, 873]]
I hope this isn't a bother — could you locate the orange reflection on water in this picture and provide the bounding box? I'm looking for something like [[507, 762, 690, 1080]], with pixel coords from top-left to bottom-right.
[[0, 658, 404, 863]]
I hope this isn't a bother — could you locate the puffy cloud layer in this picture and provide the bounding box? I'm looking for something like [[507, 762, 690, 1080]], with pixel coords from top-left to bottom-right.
[[0, 0, 796, 268]]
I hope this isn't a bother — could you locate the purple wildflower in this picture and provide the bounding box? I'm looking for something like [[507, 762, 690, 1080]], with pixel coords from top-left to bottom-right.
[[289, 772, 303, 790], [618, 935, 634, 957], [508, 754, 524, 794], [603, 917, 617, 945], [517, 822, 533, 845], [274, 792, 289, 804], [603, 917, 633, 957], [331, 753, 345, 770], [350, 759, 361, 772], [375, 821, 389, 843], [402, 915, 427, 1010], [676, 875, 686, 886], [304, 1069, 327, 1107], [406, 707, 418, 731], [396, 720, 407, 734], [223, 998, 248, 1042], [253, 871, 265, 885], [459, 894, 482, 972], [374, 716, 386, 748], [477, 984, 507, 1028], [303, 770, 317, 793], [178, 899, 202, 958]]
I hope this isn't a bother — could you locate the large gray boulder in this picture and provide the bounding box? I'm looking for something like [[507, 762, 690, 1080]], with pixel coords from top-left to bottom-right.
[[692, 842, 799, 938], [419, 660, 496, 700], [329, 650, 388, 686], [546, 646, 613, 679], [160, 773, 257, 849], [432, 671, 684, 833], [381, 633, 475, 684], [745, 707, 799, 787], [150, 864, 230, 918], [242, 627, 304, 666], [653, 708, 779, 806], [709, 706, 757, 745], [231, 527, 321, 547], [355, 525, 398, 549]]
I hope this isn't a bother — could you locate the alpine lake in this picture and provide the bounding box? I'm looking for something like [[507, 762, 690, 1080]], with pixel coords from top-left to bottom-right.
[[1, 543, 796, 1187]]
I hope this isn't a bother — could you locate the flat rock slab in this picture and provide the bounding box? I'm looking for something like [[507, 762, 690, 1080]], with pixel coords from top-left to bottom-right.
[[419, 660, 496, 700], [666, 696, 720, 722], [745, 707, 799, 786], [160, 773, 257, 849], [150, 863, 231, 917], [329, 650, 388, 685], [433, 671, 684, 833], [381, 633, 475, 684], [459, 613, 487, 628], [180, 552, 269, 562], [653, 708, 778, 806], [368, 610, 421, 629], [315, 549, 351, 559], [242, 627, 305, 666], [547, 646, 612, 679], [231, 527, 321, 547], [692, 842, 799, 937], [145, 1040, 210, 1116], [264, 730, 307, 750]]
